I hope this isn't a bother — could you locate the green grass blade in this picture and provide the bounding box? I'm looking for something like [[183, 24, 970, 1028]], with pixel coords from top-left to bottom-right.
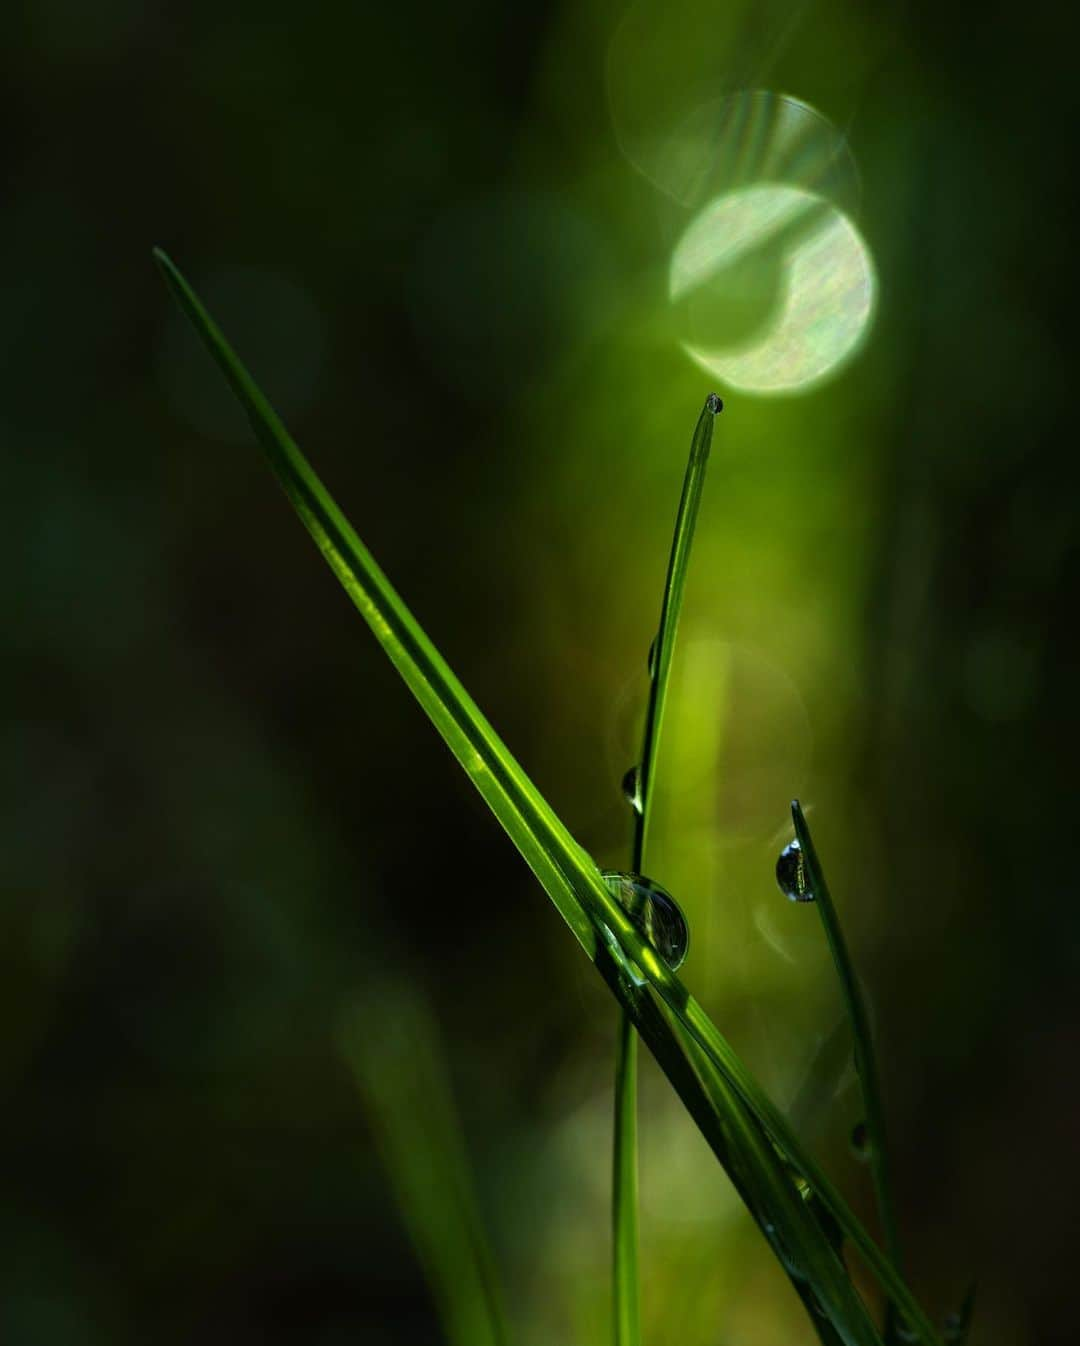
[[154, 249, 939, 1346], [635, 393, 720, 866], [152, 247, 603, 962], [658, 971, 942, 1346], [613, 392, 720, 1346], [606, 954, 876, 1346], [341, 979, 509, 1346], [789, 802, 904, 1311], [612, 1010, 640, 1346]]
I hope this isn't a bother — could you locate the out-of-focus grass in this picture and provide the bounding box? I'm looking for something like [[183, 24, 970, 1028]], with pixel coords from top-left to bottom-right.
[[341, 980, 509, 1346]]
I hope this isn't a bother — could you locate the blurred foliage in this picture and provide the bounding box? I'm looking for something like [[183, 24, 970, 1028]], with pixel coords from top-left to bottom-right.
[[1, 0, 1076, 1343]]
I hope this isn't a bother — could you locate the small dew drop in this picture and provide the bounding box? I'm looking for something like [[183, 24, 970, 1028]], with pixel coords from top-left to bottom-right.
[[601, 871, 689, 971], [775, 837, 815, 902], [850, 1120, 869, 1161], [895, 1320, 920, 1344], [621, 765, 642, 814], [706, 391, 724, 414], [762, 1218, 803, 1279]]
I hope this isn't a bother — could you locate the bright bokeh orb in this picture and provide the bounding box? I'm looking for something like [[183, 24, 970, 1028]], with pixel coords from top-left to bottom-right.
[[669, 183, 876, 395]]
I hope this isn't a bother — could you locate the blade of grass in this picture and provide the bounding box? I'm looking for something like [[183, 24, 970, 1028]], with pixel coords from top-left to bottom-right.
[[634, 394, 721, 862], [603, 943, 870, 1346], [341, 978, 509, 1346], [613, 392, 720, 1346], [790, 800, 903, 1330], [154, 248, 941, 1346], [612, 1008, 640, 1346]]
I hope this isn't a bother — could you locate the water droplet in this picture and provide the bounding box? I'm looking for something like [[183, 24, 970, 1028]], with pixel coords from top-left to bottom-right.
[[895, 1318, 920, 1344], [621, 765, 642, 814], [601, 872, 689, 971], [761, 1218, 803, 1279], [647, 635, 658, 678], [775, 838, 815, 902], [850, 1120, 869, 1160], [705, 391, 724, 414]]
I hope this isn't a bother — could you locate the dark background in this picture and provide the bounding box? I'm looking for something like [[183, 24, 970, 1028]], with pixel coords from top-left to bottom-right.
[[2, 1, 1076, 1343]]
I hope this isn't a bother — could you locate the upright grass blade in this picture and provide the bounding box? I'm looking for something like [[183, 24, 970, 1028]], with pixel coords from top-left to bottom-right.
[[634, 394, 721, 862], [341, 979, 509, 1346], [790, 801, 904, 1328], [154, 248, 942, 1346], [612, 392, 720, 1346], [612, 1008, 640, 1346]]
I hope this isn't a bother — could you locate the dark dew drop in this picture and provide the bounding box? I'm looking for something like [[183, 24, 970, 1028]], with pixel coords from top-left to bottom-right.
[[850, 1120, 869, 1160], [895, 1320, 920, 1344], [705, 391, 724, 414], [601, 871, 690, 971], [621, 765, 642, 814], [776, 837, 815, 902]]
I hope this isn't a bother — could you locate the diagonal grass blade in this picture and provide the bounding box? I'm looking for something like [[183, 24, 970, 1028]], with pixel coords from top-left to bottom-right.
[[154, 248, 941, 1346]]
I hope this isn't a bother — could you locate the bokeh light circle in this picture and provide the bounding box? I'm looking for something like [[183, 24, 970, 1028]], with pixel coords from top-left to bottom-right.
[[669, 183, 876, 395]]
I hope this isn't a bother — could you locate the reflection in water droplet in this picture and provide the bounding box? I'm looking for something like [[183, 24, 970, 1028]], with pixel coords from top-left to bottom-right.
[[850, 1120, 869, 1160], [621, 765, 642, 814], [776, 838, 815, 902], [601, 871, 690, 970], [669, 183, 876, 395]]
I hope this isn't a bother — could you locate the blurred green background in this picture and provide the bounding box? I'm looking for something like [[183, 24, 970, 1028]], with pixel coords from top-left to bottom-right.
[[2, 0, 1076, 1342]]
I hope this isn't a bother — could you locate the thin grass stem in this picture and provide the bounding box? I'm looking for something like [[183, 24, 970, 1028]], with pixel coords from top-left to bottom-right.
[[790, 801, 904, 1329], [612, 393, 720, 1346], [612, 1010, 640, 1346]]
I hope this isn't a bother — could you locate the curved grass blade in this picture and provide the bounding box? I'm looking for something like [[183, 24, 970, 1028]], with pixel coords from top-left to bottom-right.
[[153, 248, 940, 1346], [613, 392, 720, 1346], [341, 979, 509, 1346], [790, 801, 904, 1322]]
